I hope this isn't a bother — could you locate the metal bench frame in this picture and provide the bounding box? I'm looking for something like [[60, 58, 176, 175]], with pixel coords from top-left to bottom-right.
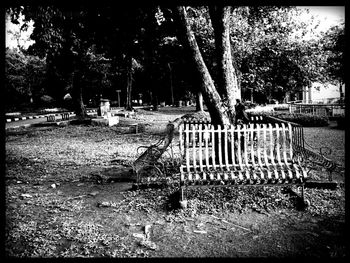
[[178, 115, 337, 208], [261, 115, 337, 181]]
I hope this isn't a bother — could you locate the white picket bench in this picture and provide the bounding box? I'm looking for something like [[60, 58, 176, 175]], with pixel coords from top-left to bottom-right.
[[47, 114, 56, 122], [178, 122, 309, 208], [61, 112, 70, 121]]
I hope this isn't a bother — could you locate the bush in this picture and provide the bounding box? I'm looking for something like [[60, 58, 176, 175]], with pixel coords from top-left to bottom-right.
[[249, 111, 329, 127], [336, 115, 345, 129], [271, 113, 329, 127], [273, 104, 289, 111], [244, 101, 256, 109]]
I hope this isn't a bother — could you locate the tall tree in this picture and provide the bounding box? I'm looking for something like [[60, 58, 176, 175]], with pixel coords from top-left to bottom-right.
[[209, 6, 239, 121], [321, 24, 345, 98], [175, 6, 235, 125], [5, 48, 46, 109], [9, 6, 96, 118], [86, 6, 148, 110]]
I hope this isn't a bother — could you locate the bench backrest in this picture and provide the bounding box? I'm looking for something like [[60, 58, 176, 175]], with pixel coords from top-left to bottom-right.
[[61, 113, 70, 120], [47, 115, 56, 122], [179, 122, 294, 171]]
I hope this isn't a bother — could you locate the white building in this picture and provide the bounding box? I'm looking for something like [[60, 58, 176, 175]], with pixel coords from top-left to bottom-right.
[[302, 82, 345, 104]]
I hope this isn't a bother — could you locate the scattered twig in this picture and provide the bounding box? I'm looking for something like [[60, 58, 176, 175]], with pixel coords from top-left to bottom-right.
[[193, 230, 207, 234], [210, 215, 251, 232], [64, 194, 87, 203]]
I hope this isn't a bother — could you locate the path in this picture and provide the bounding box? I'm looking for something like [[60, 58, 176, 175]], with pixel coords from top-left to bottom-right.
[[5, 112, 97, 130]]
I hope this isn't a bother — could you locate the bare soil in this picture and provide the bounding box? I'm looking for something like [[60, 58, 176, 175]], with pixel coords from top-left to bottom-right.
[[5, 107, 346, 257]]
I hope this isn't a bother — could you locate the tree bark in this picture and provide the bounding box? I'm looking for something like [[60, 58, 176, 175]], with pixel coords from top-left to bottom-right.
[[153, 95, 159, 111], [196, 91, 204, 111], [339, 81, 344, 99], [175, 6, 230, 125], [168, 63, 175, 105], [209, 6, 239, 123], [125, 54, 133, 111], [72, 69, 87, 119]]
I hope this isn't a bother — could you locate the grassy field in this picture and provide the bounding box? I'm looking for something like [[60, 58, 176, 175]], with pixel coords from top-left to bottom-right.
[[5, 107, 346, 257]]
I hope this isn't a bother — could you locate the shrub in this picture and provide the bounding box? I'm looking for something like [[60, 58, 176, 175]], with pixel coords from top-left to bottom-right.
[[248, 111, 329, 127], [244, 101, 256, 109], [271, 112, 329, 127], [273, 104, 289, 111], [336, 115, 345, 129]]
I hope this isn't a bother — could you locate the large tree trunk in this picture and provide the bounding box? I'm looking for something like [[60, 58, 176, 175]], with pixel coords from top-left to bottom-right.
[[176, 6, 243, 164], [168, 63, 175, 106], [175, 6, 230, 125], [339, 81, 344, 100], [125, 54, 133, 111], [209, 6, 239, 123], [196, 91, 204, 112], [72, 69, 87, 119]]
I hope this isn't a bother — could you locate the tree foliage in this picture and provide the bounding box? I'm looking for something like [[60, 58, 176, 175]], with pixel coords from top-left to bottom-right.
[[178, 6, 336, 103], [5, 5, 344, 114], [321, 24, 345, 85], [5, 48, 46, 110]]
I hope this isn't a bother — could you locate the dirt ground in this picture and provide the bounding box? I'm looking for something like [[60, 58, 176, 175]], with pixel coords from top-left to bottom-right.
[[5, 107, 346, 257]]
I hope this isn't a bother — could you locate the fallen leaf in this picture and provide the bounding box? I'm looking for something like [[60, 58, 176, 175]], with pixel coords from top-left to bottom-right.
[[139, 240, 158, 250], [144, 225, 151, 239], [196, 223, 205, 228], [193, 230, 207, 234], [133, 233, 145, 239], [20, 194, 32, 198], [97, 201, 111, 207]]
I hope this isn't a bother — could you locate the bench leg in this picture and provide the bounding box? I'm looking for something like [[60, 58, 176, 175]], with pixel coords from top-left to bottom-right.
[[179, 186, 188, 209], [299, 184, 310, 210], [328, 170, 333, 181], [300, 184, 305, 203]]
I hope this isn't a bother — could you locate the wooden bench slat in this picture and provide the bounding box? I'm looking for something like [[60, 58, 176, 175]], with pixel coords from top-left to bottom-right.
[[275, 123, 283, 166], [204, 125, 210, 170], [211, 126, 216, 170], [198, 125, 203, 171], [192, 127, 197, 171], [230, 127, 236, 167], [268, 124, 276, 166], [224, 127, 229, 170], [242, 125, 249, 167], [237, 125, 243, 169], [249, 124, 256, 170]]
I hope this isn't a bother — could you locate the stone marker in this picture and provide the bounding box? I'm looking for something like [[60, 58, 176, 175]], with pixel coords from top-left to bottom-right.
[[91, 98, 120, 127]]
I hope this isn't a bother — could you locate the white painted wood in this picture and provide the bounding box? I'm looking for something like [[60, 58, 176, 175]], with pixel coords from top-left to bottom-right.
[[268, 123, 276, 165], [218, 126, 223, 169], [224, 126, 229, 170], [275, 123, 283, 166], [198, 126, 203, 172]]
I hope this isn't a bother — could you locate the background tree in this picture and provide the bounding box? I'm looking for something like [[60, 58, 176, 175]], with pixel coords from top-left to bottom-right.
[[174, 6, 239, 125], [6, 5, 343, 115], [9, 6, 97, 118], [228, 6, 328, 103], [321, 24, 345, 99], [5, 47, 46, 111]]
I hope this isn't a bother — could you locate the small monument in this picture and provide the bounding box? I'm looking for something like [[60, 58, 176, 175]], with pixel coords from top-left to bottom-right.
[[91, 99, 119, 127]]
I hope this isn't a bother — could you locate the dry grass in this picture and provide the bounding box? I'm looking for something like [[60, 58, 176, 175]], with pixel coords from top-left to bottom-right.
[[5, 110, 346, 257]]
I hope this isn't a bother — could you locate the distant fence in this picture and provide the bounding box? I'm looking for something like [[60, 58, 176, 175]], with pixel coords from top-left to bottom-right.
[[289, 103, 345, 117]]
